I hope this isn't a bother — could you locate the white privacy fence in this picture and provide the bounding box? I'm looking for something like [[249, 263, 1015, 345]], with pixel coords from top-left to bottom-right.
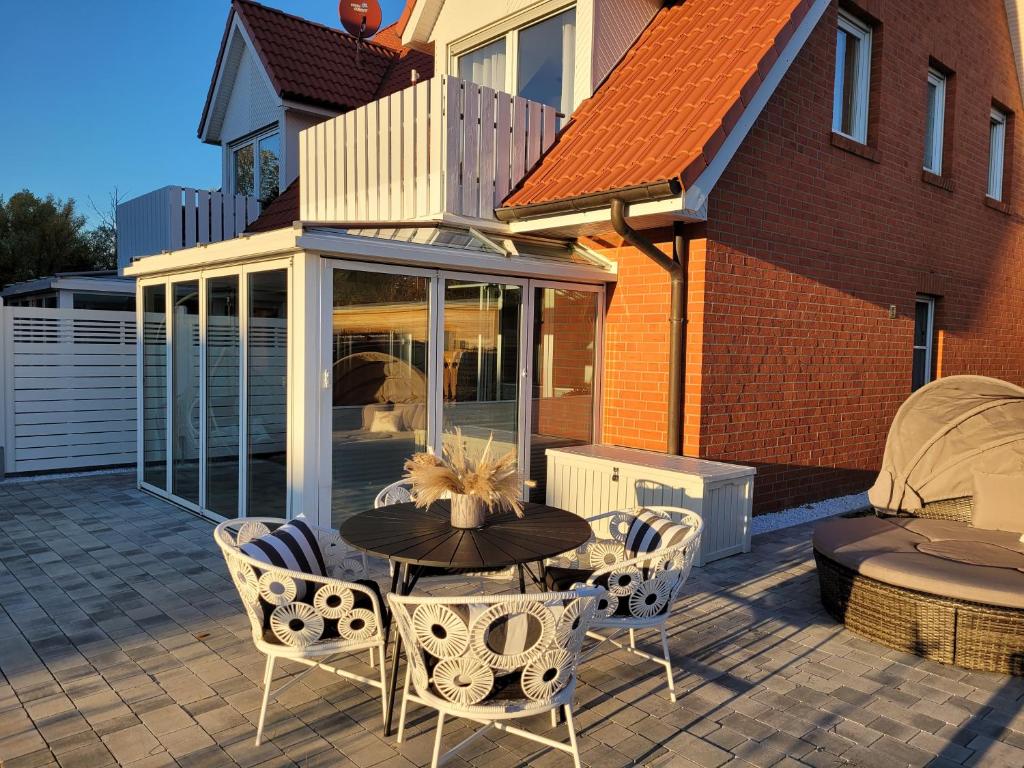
[[116, 186, 261, 269], [300, 76, 561, 223], [0, 306, 137, 475]]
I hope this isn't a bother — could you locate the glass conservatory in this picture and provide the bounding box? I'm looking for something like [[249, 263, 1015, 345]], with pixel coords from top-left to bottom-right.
[[128, 224, 614, 529]]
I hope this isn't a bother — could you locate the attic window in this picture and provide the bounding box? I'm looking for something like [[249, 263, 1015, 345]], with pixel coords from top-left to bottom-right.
[[232, 129, 280, 205]]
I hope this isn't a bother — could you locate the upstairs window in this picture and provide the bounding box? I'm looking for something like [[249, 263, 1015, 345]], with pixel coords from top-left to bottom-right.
[[456, 6, 576, 116], [832, 10, 872, 143], [988, 108, 1008, 200], [923, 69, 946, 174], [232, 129, 280, 205]]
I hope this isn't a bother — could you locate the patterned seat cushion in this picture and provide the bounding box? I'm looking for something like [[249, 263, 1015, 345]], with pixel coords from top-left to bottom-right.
[[625, 510, 692, 558]]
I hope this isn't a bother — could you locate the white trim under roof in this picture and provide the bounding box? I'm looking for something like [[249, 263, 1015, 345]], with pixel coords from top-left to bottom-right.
[[401, 0, 445, 45], [501, 0, 831, 237], [123, 223, 616, 284], [1004, 1, 1024, 111], [1, 275, 135, 299]]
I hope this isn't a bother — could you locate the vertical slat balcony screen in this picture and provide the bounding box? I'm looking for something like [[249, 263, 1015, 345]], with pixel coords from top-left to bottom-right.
[[299, 76, 560, 224]]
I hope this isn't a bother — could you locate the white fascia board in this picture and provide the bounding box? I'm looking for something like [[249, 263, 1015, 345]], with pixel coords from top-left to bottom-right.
[[505, 195, 706, 236], [501, 0, 829, 235], [1005, 1, 1024, 111], [201, 15, 283, 145], [123, 228, 301, 278], [50, 277, 136, 294], [401, 0, 444, 45], [296, 230, 617, 284]]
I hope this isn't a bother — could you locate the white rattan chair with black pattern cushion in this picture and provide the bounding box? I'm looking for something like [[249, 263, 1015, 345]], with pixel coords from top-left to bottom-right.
[[388, 587, 606, 768], [543, 506, 703, 702], [214, 517, 388, 744], [374, 479, 516, 584]]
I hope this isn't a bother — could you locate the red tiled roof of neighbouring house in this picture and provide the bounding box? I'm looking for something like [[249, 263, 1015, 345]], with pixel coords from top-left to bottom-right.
[[245, 179, 300, 233], [501, 0, 815, 210], [200, 0, 434, 134]]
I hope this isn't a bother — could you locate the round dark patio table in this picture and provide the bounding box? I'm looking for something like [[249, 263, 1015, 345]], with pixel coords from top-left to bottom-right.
[[340, 500, 592, 736]]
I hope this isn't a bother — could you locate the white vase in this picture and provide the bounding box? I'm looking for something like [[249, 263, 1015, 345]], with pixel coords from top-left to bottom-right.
[[450, 493, 487, 529]]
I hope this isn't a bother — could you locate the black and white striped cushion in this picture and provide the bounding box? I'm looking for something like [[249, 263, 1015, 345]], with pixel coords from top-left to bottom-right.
[[240, 518, 326, 599], [624, 510, 691, 558]]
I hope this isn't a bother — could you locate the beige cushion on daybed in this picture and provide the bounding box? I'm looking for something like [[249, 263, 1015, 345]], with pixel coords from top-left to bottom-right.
[[813, 516, 1024, 610]]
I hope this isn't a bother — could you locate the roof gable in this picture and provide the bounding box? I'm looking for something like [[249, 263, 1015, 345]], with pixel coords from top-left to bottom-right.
[[199, 0, 433, 141], [501, 0, 824, 213]]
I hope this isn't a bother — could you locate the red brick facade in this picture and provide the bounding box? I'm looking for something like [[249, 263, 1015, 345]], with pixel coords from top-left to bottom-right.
[[597, 0, 1024, 513]]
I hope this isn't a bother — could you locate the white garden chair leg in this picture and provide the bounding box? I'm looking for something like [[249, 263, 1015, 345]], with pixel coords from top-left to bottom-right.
[[550, 709, 558, 728], [397, 664, 412, 743], [565, 705, 582, 768], [368, 646, 375, 668], [379, 643, 389, 727], [629, 628, 637, 649], [255, 655, 276, 746], [660, 627, 676, 703], [431, 712, 446, 768]]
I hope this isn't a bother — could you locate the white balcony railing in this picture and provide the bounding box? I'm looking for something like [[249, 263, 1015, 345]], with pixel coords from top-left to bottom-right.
[[116, 186, 260, 268], [299, 76, 560, 223]]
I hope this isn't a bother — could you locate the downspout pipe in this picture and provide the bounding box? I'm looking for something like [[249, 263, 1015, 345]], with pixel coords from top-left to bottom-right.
[[610, 198, 686, 456]]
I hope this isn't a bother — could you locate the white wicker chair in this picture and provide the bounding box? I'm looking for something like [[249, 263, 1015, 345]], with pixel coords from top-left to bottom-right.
[[374, 480, 519, 586], [543, 506, 703, 702], [214, 518, 388, 744], [388, 587, 606, 768]]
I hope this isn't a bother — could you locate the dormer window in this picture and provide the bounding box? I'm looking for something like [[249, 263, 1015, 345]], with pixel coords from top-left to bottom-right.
[[455, 6, 576, 116], [231, 129, 280, 205]]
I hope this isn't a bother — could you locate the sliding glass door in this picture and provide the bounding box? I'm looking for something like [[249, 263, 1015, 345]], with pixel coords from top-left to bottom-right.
[[322, 261, 602, 523], [327, 267, 431, 527], [137, 262, 289, 520]]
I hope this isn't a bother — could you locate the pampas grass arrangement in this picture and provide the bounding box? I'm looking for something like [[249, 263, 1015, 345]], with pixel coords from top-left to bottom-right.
[[403, 429, 526, 527]]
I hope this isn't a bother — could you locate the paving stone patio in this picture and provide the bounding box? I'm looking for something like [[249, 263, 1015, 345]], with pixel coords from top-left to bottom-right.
[[2, 473, 1024, 768]]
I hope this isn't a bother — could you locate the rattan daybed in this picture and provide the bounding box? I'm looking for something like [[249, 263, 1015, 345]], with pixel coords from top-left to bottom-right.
[[813, 376, 1024, 675]]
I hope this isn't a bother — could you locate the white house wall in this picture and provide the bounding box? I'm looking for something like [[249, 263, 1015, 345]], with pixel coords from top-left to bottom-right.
[[220, 44, 281, 146], [591, 0, 660, 89], [284, 110, 327, 187]]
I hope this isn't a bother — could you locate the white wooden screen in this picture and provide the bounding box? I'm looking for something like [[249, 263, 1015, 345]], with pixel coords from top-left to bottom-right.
[[0, 307, 137, 474], [300, 76, 560, 223]]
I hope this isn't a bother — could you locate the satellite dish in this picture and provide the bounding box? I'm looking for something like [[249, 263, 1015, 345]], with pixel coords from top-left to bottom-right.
[[339, 0, 382, 40]]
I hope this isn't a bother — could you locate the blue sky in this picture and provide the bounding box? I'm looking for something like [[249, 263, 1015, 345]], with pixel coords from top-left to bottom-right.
[[0, 1, 405, 225]]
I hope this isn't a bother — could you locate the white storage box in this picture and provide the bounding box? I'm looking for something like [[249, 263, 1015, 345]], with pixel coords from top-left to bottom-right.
[[546, 445, 755, 566]]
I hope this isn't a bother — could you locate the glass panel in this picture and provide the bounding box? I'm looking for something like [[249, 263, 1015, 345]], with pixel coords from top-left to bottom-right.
[[988, 114, 1006, 199], [233, 143, 254, 197], [913, 300, 930, 347], [142, 285, 167, 489], [206, 276, 240, 517], [912, 348, 927, 391], [530, 288, 597, 502], [258, 133, 280, 205], [171, 281, 200, 504], [517, 8, 576, 114], [247, 270, 288, 516], [442, 281, 521, 464], [840, 29, 861, 137], [330, 270, 430, 526], [924, 79, 938, 170], [458, 37, 506, 91]]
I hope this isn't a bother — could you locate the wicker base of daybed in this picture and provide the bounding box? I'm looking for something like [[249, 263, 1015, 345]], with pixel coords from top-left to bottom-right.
[[814, 550, 1024, 675]]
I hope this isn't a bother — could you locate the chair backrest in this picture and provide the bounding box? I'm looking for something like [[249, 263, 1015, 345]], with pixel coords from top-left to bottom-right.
[[214, 518, 376, 649], [374, 480, 414, 508], [574, 507, 702, 621], [388, 587, 605, 711]]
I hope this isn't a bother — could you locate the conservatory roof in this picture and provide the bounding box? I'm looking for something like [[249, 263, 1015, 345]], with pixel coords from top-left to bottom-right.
[[124, 224, 616, 284]]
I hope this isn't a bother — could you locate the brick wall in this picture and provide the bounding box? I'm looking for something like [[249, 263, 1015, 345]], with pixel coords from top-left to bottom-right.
[[593, 0, 1024, 513], [700, 0, 1024, 511]]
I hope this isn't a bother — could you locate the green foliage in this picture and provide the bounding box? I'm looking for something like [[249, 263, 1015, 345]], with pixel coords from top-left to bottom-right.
[[0, 190, 116, 288]]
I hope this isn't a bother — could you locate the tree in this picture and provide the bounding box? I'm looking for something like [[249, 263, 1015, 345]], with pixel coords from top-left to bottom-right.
[[0, 190, 117, 288]]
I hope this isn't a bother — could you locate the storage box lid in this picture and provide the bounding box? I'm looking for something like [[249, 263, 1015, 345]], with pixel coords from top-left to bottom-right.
[[546, 444, 756, 482]]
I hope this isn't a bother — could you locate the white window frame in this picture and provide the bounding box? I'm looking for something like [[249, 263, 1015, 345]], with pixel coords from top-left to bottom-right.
[[228, 125, 280, 199], [450, 1, 575, 112], [988, 107, 1008, 201], [832, 10, 872, 144], [923, 68, 946, 175], [913, 296, 935, 391]]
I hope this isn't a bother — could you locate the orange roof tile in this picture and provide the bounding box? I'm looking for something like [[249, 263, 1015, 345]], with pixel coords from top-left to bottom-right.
[[502, 0, 814, 210]]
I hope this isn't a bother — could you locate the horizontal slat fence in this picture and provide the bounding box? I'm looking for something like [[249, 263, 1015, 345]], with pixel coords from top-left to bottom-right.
[[300, 76, 560, 223], [1, 307, 137, 474], [116, 186, 260, 269]]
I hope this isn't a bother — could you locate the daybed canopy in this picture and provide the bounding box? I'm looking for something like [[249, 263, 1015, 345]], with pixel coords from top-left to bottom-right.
[[868, 375, 1024, 513]]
